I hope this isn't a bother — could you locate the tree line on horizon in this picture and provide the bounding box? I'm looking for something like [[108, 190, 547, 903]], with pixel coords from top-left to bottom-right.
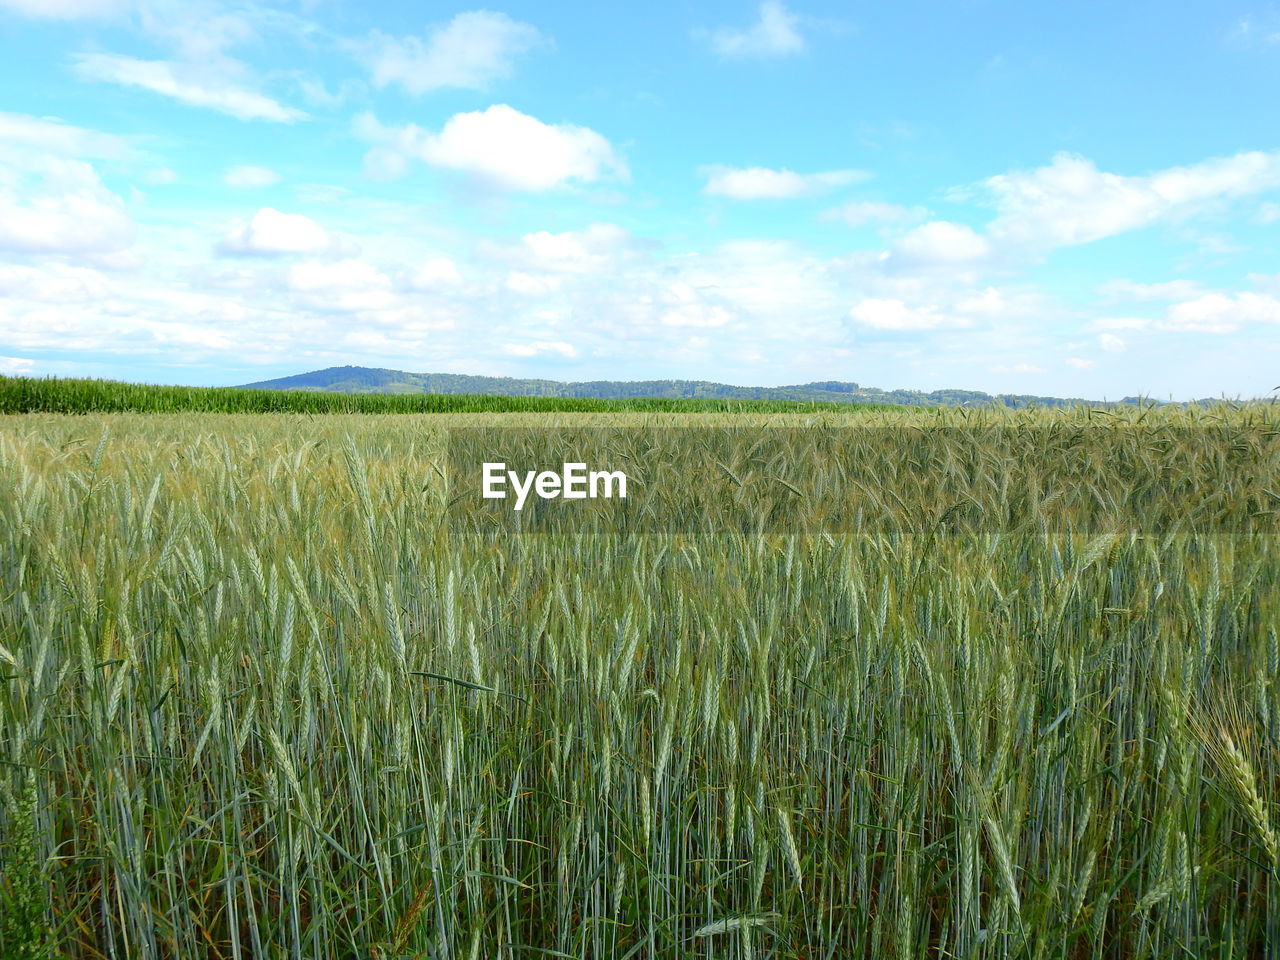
[[238, 365, 1207, 408]]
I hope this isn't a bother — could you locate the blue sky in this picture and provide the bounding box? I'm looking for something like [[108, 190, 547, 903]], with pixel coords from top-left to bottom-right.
[[1, 0, 1278, 398]]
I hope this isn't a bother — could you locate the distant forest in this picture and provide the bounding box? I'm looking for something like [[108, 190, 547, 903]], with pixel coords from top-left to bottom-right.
[[240, 365, 1178, 408]]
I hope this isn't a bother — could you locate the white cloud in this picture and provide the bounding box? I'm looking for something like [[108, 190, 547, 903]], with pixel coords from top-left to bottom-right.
[[506, 271, 563, 296], [224, 165, 281, 188], [0, 0, 126, 18], [363, 10, 544, 95], [144, 167, 179, 185], [0, 262, 112, 301], [1160, 292, 1280, 334], [220, 207, 329, 255], [513, 223, 634, 274], [85, 249, 142, 270], [287, 258, 393, 311], [993, 362, 1046, 374], [1095, 278, 1203, 302], [354, 105, 627, 191], [658, 303, 733, 327], [0, 111, 132, 159], [0, 291, 262, 356], [1230, 13, 1280, 46], [1099, 333, 1126, 352], [1247, 272, 1280, 296], [0, 156, 134, 254], [410, 257, 462, 288], [981, 150, 1280, 251], [656, 282, 734, 327], [955, 287, 1010, 315], [0, 255, 473, 366], [73, 54, 306, 123], [0, 355, 35, 373], [536, 240, 843, 355], [676, 239, 841, 320], [294, 76, 352, 109], [701, 165, 868, 199], [503, 340, 577, 358], [705, 1, 805, 58], [847, 298, 972, 331], [820, 201, 927, 227], [890, 221, 991, 266], [138, 5, 260, 64], [1065, 357, 1096, 370], [1090, 317, 1152, 331]]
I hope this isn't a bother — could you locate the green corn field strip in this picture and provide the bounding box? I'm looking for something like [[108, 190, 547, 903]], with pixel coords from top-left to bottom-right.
[[1, 405, 1279, 958], [0, 375, 904, 415]]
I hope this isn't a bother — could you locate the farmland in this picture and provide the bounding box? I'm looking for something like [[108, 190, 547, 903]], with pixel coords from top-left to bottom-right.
[[0, 376, 899, 416], [2, 405, 1279, 958]]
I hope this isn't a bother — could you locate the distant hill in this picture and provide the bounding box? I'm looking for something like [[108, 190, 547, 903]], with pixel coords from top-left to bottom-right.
[[238, 365, 1161, 408]]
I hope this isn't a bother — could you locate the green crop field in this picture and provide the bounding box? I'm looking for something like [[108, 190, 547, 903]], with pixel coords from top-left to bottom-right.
[[0, 376, 901, 416], [2, 405, 1279, 958]]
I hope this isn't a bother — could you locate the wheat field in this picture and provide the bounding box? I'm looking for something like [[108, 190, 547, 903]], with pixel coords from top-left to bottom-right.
[[2, 407, 1278, 958]]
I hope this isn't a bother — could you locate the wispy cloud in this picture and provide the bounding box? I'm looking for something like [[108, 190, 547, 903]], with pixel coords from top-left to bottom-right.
[[1098, 333, 1126, 352], [1095, 278, 1203, 302], [820, 201, 929, 227], [701, 165, 867, 199], [847, 298, 973, 331], [503, 340, 578, 358], [0, 0, 128, 19], [72, 53, 307, 122], [0, 355, 36, 373], [224, 165, 282, 188], [0, 110, 133, 159], [360, 10, 545, 95], [1228, 12, 1280, 46], [701, 1, 805, 58]]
